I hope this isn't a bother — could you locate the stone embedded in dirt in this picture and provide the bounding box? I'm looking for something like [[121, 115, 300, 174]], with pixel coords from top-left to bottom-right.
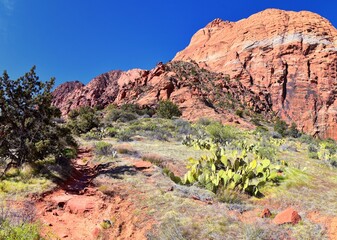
[[273, 207, 302, 225], [51, 195, 73, 207], [261, 208, 272, 218], [133, 161, 152, 169], [66, 196, 96, 214], [92, 226, 102, 239]]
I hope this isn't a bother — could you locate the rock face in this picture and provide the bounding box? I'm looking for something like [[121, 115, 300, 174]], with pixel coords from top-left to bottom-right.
[[174, 9, 337, 139], [53, 61, 272, 127], [52, 69, 144, 115], [53, 9, 337, 139]]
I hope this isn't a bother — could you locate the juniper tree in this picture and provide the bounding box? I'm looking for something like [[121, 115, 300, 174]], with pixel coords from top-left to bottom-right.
[[0, 66, 76, 171]]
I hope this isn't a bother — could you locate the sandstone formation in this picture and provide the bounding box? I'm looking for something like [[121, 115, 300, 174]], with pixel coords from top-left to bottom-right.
[[53, 9, 337, 139], [53, 61, 272, 127], [174, 9, 337, 139], [273, 207, 302, 225]]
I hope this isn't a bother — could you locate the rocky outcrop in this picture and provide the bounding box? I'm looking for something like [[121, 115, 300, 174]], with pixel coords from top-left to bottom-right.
[[174, 8, 337, 139], [53, 61, 272, 127], [53, 9, 337, 139], [52, 69, 144, 115]]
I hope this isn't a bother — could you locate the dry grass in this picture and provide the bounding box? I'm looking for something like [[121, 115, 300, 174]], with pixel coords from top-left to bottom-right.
[[115, 143, 137, 155], [82, 127, 337, 239], [142, 153, 167, 168]]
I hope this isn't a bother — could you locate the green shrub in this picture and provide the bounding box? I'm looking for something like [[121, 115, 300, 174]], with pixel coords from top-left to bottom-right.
[[206, 122, 238, 144], [121, 103, 154, 116], [95, 142, 115, 156], [103, 127, 118, 137], [0, 221, 41, 240], [83, 128, 102, 140], [235, 109, 244, 118], [63, 148, 77, 160], [116, 130, 133, 142], [174, 119, 194, 136], [67, 106, 100, 135], [197, 118, 213, 126], [274, 118, 288, 137], [0, 67, 76, 170], [156, 100, 182, 119], [288, 122, 300, 138], [104, 109, 137, 123]]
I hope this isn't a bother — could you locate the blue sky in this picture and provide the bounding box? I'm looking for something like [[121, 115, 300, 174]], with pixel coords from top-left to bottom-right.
[[0, 0, 336, 86]]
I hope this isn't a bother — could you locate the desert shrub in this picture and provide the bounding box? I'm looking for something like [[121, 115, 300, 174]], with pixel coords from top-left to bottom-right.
[[95, 142, 115, 156], [62, 148, 77, 160], [0, 201, 41, 239], [279, 142, 298, 152], [67, 106, 100, 135], [308, 144, 318, 159], [256, 144, 277, 160], [197, 118, 213, 126], [104, 108, 137, 123], [206, 122, 238, 144], [274, 118, 288, 137], [103, 127, 118, 137], [254, 126, 268, 134], [270, 131, 282, 139], [83, 128, 102, 140], [144, 129, 172, 141], [137, 121, 158, 131], [156, 100, 182, 119], [174, 119, 194, 136], [121, 103, 154, 116], [235, 109, 244, 118], [0, 66, 76, 172], [0, 221, 41, 239], [299, 134, 317, 144], [251, 117, 262, 126], [116, 129, 133, 142], [288, 122, 300, 138]]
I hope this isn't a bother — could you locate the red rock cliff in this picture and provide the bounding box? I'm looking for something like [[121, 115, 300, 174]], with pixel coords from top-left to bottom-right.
[[174, 8, 337, 139]]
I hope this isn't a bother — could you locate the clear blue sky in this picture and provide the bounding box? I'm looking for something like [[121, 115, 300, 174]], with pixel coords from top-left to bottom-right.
[[0, 0, 336, 86]]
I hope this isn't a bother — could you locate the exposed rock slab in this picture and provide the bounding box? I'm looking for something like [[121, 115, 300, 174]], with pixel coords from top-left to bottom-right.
[[174, 9, 337, 139]]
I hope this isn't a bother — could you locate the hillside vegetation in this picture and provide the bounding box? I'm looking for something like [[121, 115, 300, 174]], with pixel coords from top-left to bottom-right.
[[1, 68, 337, 239]]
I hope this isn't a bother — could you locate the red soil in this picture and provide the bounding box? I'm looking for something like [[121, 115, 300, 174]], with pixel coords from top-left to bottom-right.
[[34, 147, 154, 240]]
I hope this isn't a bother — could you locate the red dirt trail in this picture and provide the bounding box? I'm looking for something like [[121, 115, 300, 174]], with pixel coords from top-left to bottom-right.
[[34, 147, 153, 240]]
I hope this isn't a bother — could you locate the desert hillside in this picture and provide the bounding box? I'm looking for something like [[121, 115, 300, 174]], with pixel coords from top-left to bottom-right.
[[3, 8, 337, 240], [174, 9, 337, 140], [54, 9, 337, 140]]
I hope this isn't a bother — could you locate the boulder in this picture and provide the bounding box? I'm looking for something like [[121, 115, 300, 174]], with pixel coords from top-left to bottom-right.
[[273, 207, 302, 225]]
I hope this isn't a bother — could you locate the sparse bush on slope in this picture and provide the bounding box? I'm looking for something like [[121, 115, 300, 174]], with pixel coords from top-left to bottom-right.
[[67, 106, 100, 135], [156, 100, 182, 119]]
